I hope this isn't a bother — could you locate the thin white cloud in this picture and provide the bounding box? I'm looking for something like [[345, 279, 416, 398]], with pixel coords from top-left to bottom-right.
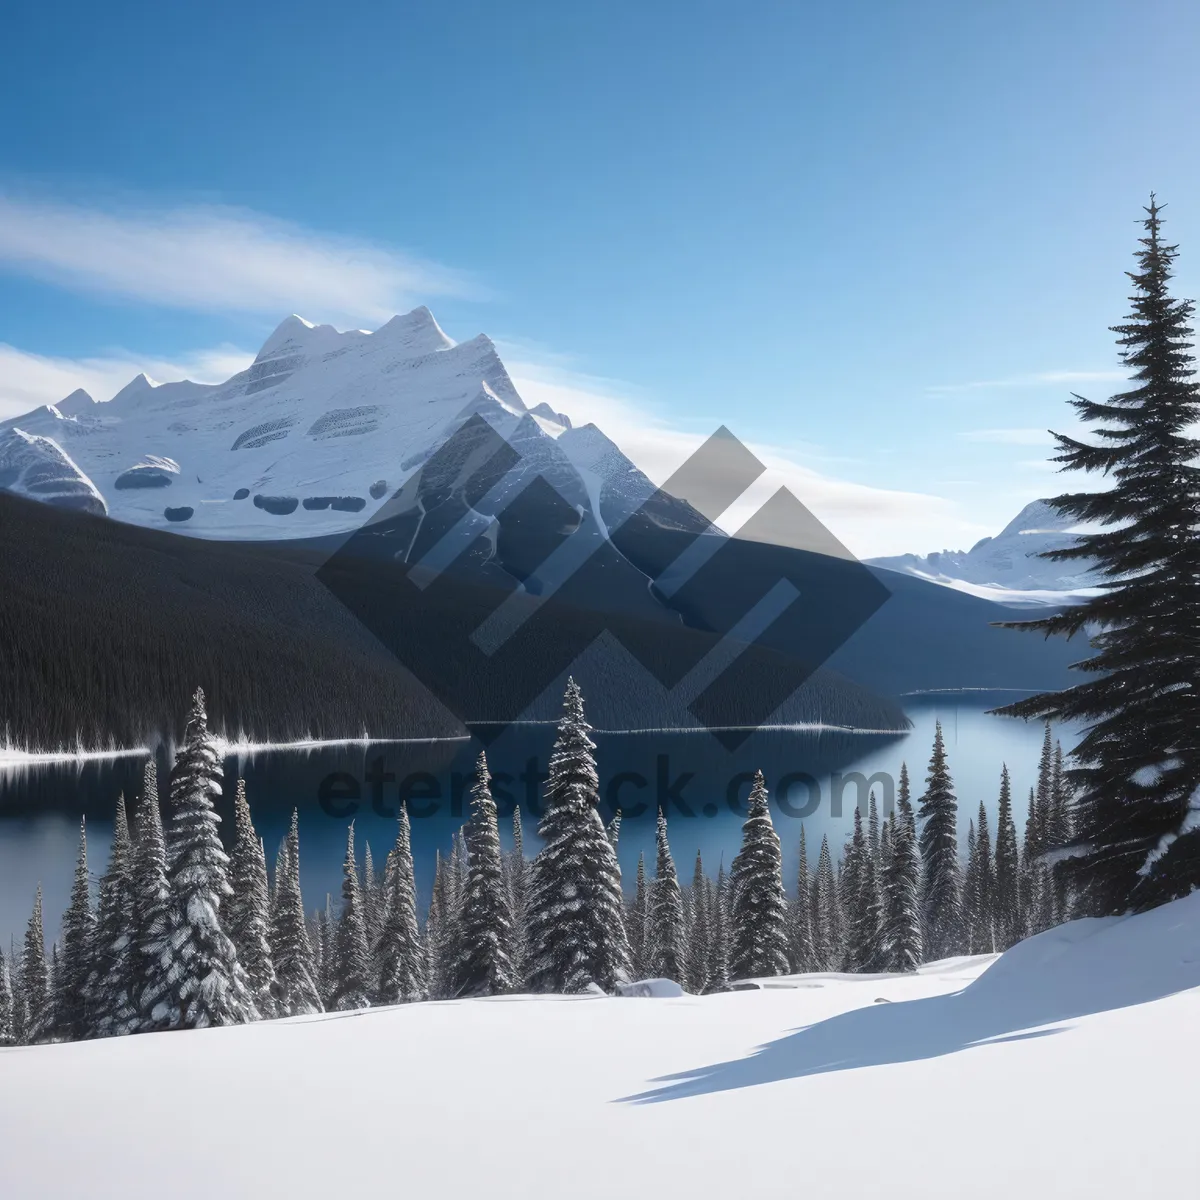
[[0, 342, 254, 421], [928, 369, 1128, 394], [959, 427, 1056, 446], [0, 193, 477, 324], [507, 356, 986, 559]]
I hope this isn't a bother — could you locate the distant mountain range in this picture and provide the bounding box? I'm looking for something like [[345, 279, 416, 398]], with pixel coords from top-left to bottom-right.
[[867, 500, 1099, 604]]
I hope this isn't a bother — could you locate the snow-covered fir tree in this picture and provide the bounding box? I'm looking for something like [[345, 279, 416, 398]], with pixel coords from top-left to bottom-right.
[[992, 765, 1022, 948], [1047, 741, 1074, 923], [963, 820, 979, 948], [707, 866, 731, 992], [868, 792, 881, 872], [160, 688, 253, 1028], [628, 852, 649, 979], [918, 721, 965, 959], [684, 851, 710, 994], [504, 806, 529, 981], [376, 802, 427, 1004], [269, 810, 323, 1016], [453, 752, 517, 997], [86, 792, 136, 1038], [881, 769, 922, 971], [729, 771, 789, 981], [58, 818, 95, 1040], [9, 938, 27, 1045], [0, 947, 13, 1046], [788, 825, 816, 973], [1021, 786, 1050, 936], [329, 822, 372, 1011], [226, 780, 277, 1020], [996, 198, 1200, 913], [525, 678, 631, 993], [21, 885, 50, 1044], [647, 811, 686, 984], [362, 841, 383, 954], [811, 834, 837, 971], [971, 801, 996, 954], [845, 805, 885, 972]]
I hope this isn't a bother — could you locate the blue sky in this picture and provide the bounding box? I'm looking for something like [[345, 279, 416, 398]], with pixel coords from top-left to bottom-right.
[[2, 0, 1199, 555]]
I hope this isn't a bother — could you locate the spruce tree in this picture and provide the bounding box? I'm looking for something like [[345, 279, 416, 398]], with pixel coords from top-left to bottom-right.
[[269, 810, 323, 1016], [9, 938, 27, 1045], [453, 752, 517, 996], [881, 774, 922, 971], [87, 792, 136, 1038], [996, 198, 1200, 913], [0, 947, 13, 1046], [729, 771, 789, 980], [226, 780, 277, 1020], [1021, 787, 1050, 936], [329, 822, 372, 1010], [684, 851, 710, 993], [58, 818, 96, 1040], [844, 806, 884, 972], [992, 765, 1023, 948], [160, 688, 253, 1028], [963, 821, 979, 950], [21, 885, 50, 1043], [812, 834, 836, 971], [918, 721, 964, 959], [362, 842, 382, 954], [1047, 741, 1074, 923], [788, 825, 815, 973], [425, 850, 452, 998], [868, 792, 881, 872], [646, 811, 686, 983], [376, 802, 427, 1004], [628, 853, 650, 979], [525, 679, 631, 993], [972, 801, 996, 953]]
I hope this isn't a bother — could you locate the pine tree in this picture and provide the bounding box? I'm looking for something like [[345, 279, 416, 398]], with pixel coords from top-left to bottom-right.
[[972, 801, 996, 953], [425, 850, 452, 998], [788, 825, 815, 973], [226, 780, 277, 1020], [376, 802, 427, 1004], [1047, 741, 1074, 923], [0, 947, 13, 1046], [160, 688, 253, 1029], [963, 820, 979, 950], [21, 885, 50, 1043], [57, 818, 96, 1040], [868, 791, 881, 872], [996, 198, 1200, 913], [881, 773, 923, 971], [707, 866, 731, 992], [525, 679, 631, 993], [844, 806, 884, 972], [684, 851, 710, 993], [86, 792, 136, 1038], [362, 842, 382, 954], [1021, 786, 1050, 936], [628, 853, 649, 979], [126, 762, 176, 1033], [918, 721, 964, 959], [269, 810, 323, 1016], [9, 938, 27, 1045], [453, 752, 517, 996], [504, 806, 529, 981], [992, 765, 1023, 949], [646, 811, 686, 983], [729, 771, 790, 980], [329, 822, 372, 1010], [811, 835, 837, 971]]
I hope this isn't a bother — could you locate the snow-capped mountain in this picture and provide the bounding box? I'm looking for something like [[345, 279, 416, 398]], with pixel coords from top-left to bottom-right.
[[0, 426, 107, 516], [0, 308, 661, 542], [868, 499, 1099, 602]]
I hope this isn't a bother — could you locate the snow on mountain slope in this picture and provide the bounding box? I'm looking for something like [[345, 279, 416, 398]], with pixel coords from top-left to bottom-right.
[[0, 308, 554, 539], [0, 427, 106, 515], [4, 894, 1198, 1200], [868, 498, 1099, 600]]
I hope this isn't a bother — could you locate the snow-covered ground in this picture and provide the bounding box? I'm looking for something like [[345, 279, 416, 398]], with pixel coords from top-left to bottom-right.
[[4, 892, 1198, 1198]]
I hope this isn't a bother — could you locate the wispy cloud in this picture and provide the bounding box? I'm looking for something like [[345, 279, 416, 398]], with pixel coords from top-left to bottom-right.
[[0, 342, 254, 421], [928, 369, 1128, 394], [959, 427, 1056, 446], [507, 355, 986, 559], [0, 193, 478, 324]]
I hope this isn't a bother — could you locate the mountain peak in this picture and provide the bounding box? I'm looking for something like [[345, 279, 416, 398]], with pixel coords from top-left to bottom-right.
[[256, 314, 321, 362], [110, 373, 158, 405], [372, 307, 454, 355], [55, 388, 96, 417]]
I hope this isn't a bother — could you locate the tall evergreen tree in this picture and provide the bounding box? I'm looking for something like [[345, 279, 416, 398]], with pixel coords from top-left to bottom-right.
[[918, 721, 964, 959], [9, 938, 27, 1045], [788, 825, 815, 973], [269, 810, 323, 1016], [329, 822, 372, 1011], [504, 806, 529, 983], [844, 805, 884, 972], [376, 802, 427, 1004], [525, 679, 631, 993], [729, 771, 790, 980], [996, 198, 1200, 913], [425, 850, 453, 998], [362, 842, 383, 954], [963, 820, 979, 950], [226, 780, 277, 1020], [684, 851, 710, 994], [992, 765, 1023, 948], [86, 792, 136, 1038], [160, 688, 252, 1029], [21, 885, 50, 1043], [868, 792, 882, 872], [881, 774, 922, 971], [453, 752, 517, 996], [58, 818, 96, 1040], [0, 947, 13, 1046], [972, 801, 996, 953], [628, 852, 650, 979], [1021, 786, 1050, 936], [811, 834, 836, 971], [1047, 741, 1074, 923], [707, 866, 731, 992], [646, 811, 686, 983]]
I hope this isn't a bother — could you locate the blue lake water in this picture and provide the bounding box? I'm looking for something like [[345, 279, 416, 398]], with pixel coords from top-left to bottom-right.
[[0, 691, 1079, 949]]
